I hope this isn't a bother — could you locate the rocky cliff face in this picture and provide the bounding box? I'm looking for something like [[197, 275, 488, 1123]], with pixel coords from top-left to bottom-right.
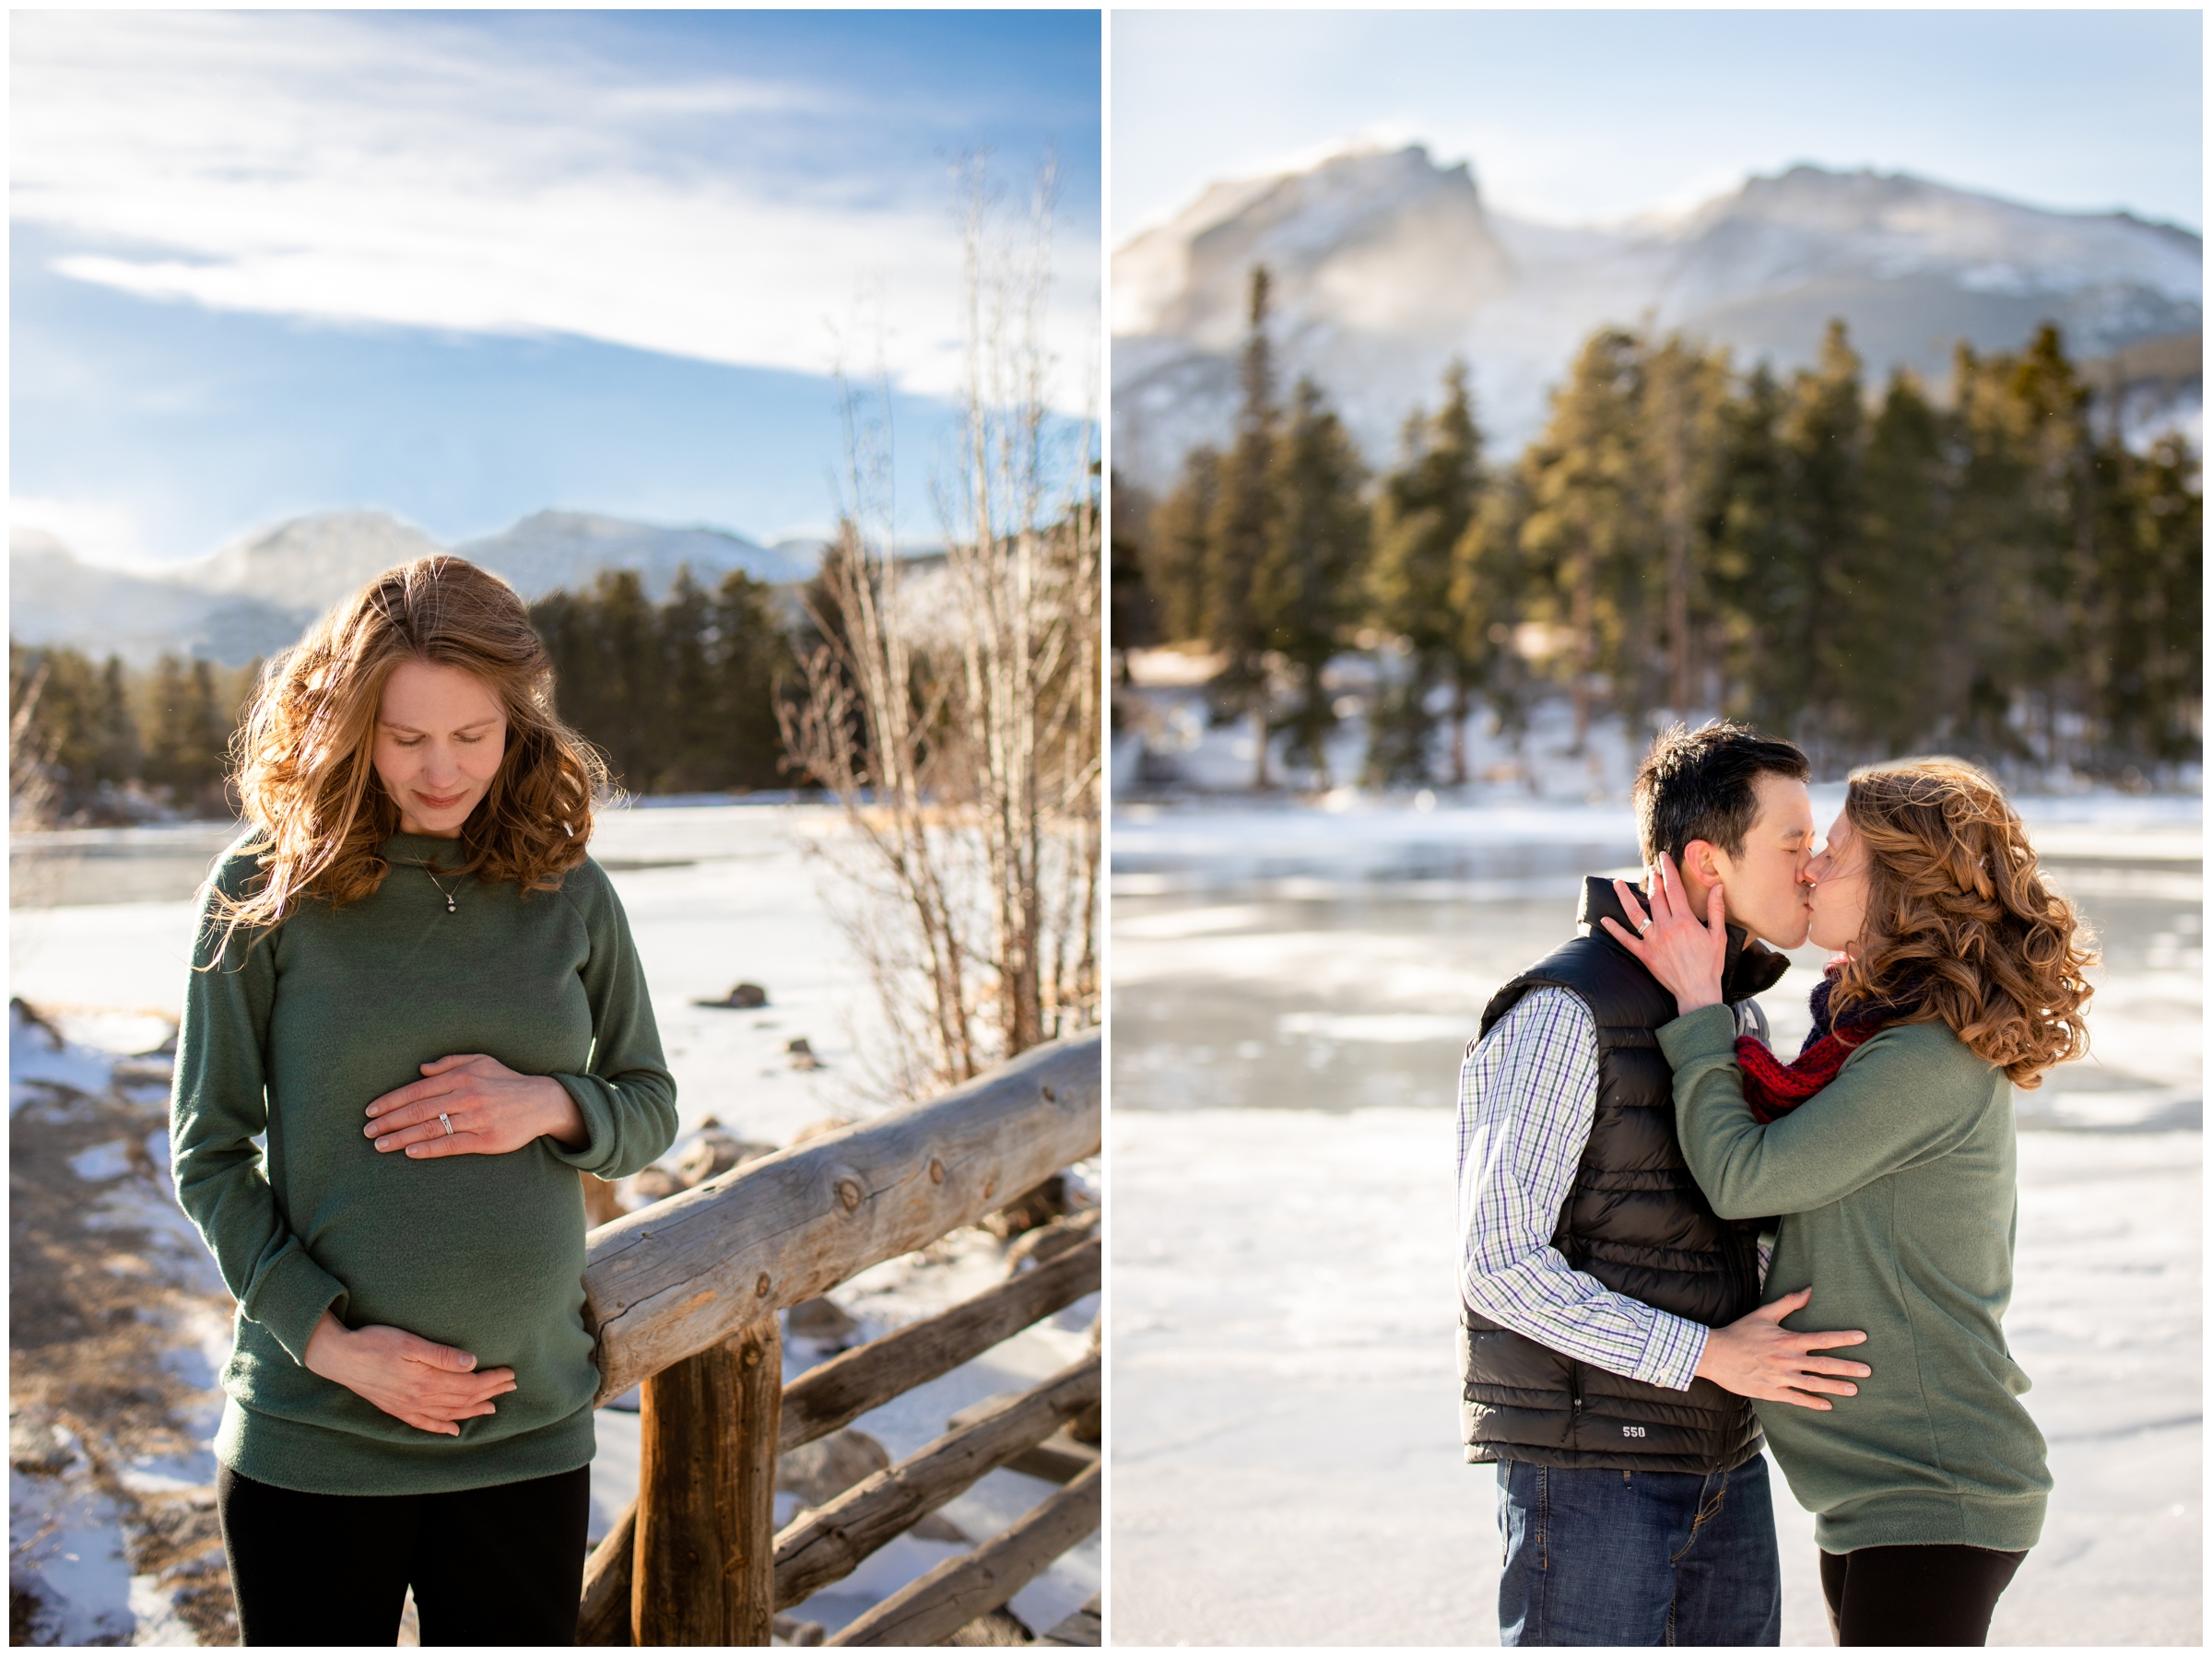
[[1115, 146, 1515, 348]]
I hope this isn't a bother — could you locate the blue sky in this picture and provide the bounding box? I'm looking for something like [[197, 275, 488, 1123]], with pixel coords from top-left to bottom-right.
[[1114, 10, 2203, 238], [13, 9, 1101, 570]]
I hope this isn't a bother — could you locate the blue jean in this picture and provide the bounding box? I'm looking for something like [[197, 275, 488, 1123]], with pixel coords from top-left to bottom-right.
[[1496, 1454, 1782, 1646]]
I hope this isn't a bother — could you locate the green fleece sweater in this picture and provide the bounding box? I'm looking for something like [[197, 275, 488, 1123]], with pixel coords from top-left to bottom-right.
[[1659, 1004, 2049, 1554], [171, 830, 678, 1496]]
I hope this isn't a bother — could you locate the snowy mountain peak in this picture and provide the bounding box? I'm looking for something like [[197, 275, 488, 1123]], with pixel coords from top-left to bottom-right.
[[1666, 162, 2204, 307], [453, 511, 816, 603], [1115, 144, 1514, 348], [1113, 146, 2203, 487], [10, 526, 75, 565], [10, 509, 826, 667], [170, 510, 445, 612]]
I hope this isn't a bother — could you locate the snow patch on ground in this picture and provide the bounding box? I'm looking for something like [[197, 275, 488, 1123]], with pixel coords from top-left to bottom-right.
[[10, 1002, 122, 1110], [66, 1141, 133, 1182], [9, 1464, 136, 1647]]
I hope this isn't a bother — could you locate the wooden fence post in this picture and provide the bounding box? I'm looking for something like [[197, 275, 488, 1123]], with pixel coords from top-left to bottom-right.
[[631, 1316, 782, 1644]]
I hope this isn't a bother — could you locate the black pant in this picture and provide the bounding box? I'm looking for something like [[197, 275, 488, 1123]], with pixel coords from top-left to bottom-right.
[[1818, 1544, 2028, 1646], [217, 1462, 590, 1646]]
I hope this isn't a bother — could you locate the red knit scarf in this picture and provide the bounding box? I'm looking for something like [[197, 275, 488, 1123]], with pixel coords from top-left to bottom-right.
[[1733, 962, 1916, 1124]]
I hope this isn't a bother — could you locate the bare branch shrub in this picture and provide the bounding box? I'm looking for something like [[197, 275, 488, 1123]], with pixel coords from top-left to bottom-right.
[[782, 156, 1100, 1102], [10, 662, 62, 831]]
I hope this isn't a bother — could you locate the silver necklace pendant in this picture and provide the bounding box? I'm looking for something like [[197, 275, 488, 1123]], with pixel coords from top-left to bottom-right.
[[421, 862, 461, 915]]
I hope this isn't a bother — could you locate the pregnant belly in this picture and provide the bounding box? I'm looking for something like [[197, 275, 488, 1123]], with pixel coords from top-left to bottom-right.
[[294, 1142, 591, 1372]]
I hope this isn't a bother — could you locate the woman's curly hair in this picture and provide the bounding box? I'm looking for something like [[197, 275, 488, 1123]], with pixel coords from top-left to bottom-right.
[[1832, 758, 2097, 1087], [208, 556, 606, 950]]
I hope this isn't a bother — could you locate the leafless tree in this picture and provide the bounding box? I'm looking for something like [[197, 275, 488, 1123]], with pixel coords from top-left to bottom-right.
[[10, 662, 61, 830], [783, 156, 1100, 1102]]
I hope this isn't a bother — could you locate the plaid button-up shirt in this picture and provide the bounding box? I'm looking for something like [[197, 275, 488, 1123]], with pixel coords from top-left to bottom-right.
[[1456, 985, 1769, 1392]]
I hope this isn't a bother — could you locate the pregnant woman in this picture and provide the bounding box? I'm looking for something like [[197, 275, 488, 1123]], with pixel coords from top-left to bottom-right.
[[1604, 758, 2095, 1648], [171, 556, 678, 1644]]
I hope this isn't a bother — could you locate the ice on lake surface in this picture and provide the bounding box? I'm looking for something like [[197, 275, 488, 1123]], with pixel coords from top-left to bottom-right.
[[8, 803, 1100, 1645], [1110, 790, 2201, 1646], [1112, 790, 2202, 1130]]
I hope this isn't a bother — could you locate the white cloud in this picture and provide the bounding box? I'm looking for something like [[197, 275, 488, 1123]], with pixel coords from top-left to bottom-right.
[[12, 11, 1099, 408], [10, 497, 152, 570]]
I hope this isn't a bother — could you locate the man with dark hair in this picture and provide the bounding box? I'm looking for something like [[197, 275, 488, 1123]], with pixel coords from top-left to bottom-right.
[[1457, 721, 1873, 1646]]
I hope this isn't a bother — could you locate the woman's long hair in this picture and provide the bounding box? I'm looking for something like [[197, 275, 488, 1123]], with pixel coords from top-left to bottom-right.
[[1832, 758, 2097, 1087], [208, 556, 605, 948]]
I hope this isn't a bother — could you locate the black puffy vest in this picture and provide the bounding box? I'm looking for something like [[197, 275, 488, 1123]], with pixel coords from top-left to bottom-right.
[[1459, 875, 1790, 1474]]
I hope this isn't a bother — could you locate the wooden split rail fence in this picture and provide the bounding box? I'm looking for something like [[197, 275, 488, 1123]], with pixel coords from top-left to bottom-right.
[[571, 1030, 1103, 1646]]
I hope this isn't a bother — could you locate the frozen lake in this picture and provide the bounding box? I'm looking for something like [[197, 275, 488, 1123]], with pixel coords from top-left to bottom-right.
[[1108, 791, 2202, 1646], [8, 803, 1100, 1643]]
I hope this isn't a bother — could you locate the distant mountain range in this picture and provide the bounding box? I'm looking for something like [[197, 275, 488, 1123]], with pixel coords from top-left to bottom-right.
[[1112, 147, 2204, 487], [8, 511, 825, 667]]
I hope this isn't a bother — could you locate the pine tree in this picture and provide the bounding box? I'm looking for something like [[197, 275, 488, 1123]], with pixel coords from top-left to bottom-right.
[[1146, 446, 1219, 646], [1446, 470, 1535, 757], [783, 524, 876, 789], [88, 654, 141, 789], [144, 654, 229, 814], [1776, 320, 1868, 757], [1947, 335, 2080, 760], [1256, 376, 1369, 784], [142, 654, 190, 801], [588, 570, 658, 791], [2091, 429, 2201, 768], [9, 644, 96, 815], [712, 570, 794, 789], [1639, 336, 1733, 719], [1126, 309, 2199, 783], [1517, 329, 1652, 749], [2006, 324, 2098, 769], [1835, 370, 1950, 757], [1109, 472, 1160, 664], [1370, 360, 1484, 782], [41, 649, 102, 793], [656, 566, 719, 792], [1703, 362, 1785, 727], [1206, 265, 1281, 786]]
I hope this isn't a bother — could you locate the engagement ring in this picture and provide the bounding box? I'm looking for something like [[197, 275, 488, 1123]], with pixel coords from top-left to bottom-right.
[[439, 1112, 453, 1135]]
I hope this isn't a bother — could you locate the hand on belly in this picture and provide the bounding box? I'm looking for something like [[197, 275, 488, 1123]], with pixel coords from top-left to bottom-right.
[[363, 1053, 587, 1157], [304, 1310, 518, 1436]]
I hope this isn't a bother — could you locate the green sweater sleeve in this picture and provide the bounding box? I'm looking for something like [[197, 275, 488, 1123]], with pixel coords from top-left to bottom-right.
[[546, 861, 678, 1180], [1659, 1004, 1985, 1219], [171, 849, 350, 1364]]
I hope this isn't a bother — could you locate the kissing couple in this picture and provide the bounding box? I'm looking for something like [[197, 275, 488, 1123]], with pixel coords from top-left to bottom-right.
[[1455, 722, 2096, 1647]]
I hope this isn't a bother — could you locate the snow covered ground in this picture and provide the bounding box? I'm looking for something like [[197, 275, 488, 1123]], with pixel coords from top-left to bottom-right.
[[1113, 680, 1663, 803], [1108, 791, 2201, 1645], [1112, 674, 2206, 809], [9, 803, 1100, 1645]]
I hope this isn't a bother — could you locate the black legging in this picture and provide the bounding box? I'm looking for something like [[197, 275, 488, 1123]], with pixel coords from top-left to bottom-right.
[[217, 1462, 590, 1646], [1818, 1544, 2029, 1646]]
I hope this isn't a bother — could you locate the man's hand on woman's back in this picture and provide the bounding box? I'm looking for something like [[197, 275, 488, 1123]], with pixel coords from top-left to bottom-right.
[[1694, 1286, 1871, 1409]]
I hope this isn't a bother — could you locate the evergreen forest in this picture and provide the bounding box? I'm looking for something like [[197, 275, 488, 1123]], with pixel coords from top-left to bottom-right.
[[1114, 267, 2203, 787], [8, 564, 802, 826]]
